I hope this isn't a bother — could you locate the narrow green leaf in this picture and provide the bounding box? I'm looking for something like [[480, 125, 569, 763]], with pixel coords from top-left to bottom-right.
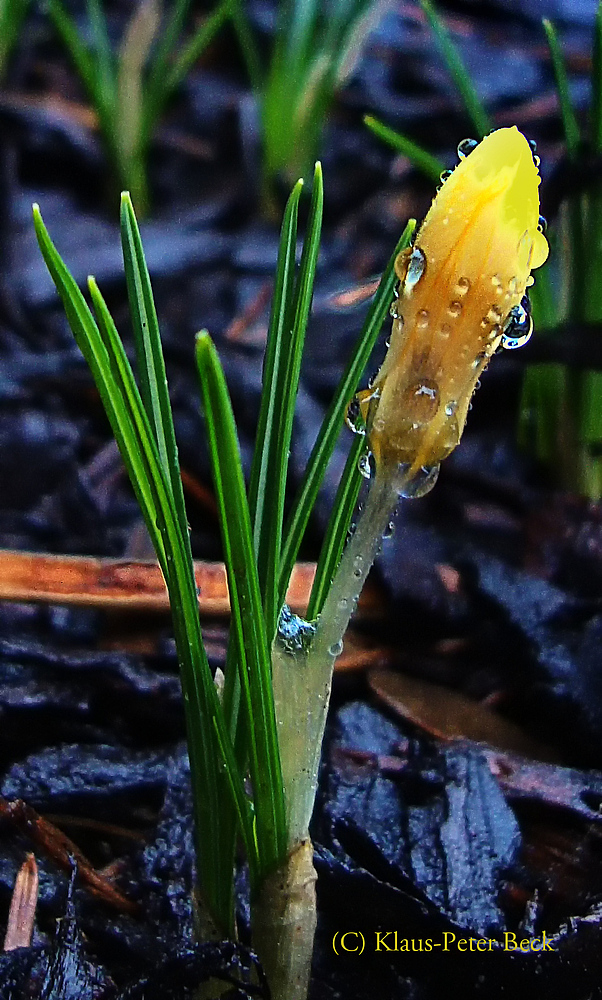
[[34, 204, 255, 931], [119, 193, 188, 539], [196, 331, 287, 877], [144, 0, 191, 106], [86, 0, 115, 106], [420, 0, 492, 139], [48, 0, 100, 103], [248, 179, 303, 616], [306, 430, 365, 620], [0, 0, 29, 79], [228, 0, 263, 94], [364, 115, 445, 184], [166, 0, 230, 93], [543, 18, 580, 160], [279, 218, 416, 603], [267, 163, 323, 632]]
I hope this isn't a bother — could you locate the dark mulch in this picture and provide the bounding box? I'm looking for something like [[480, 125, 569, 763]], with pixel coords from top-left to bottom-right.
[[1, 1, 602, 997]]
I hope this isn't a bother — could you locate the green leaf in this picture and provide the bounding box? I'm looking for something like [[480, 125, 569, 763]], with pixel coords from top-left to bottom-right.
[[34, 203, 254, 933], [86, 0, 115, 106], [0, 0, 29, 79], [119, 193, 188, 539], [166, 0, 231, 94], [48, 0, 100, 103], [420, 0, 492, 139], [543, 18, 580, 160], [196, 332, 287, 878], [248, 178, 303, 630], [364, 115, 445, 184], [306, 429, 365, 620], [279, 218, 416, 603]]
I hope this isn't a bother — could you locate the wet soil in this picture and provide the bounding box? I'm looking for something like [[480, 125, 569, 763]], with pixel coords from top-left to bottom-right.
[[1, 1, 602, 997]]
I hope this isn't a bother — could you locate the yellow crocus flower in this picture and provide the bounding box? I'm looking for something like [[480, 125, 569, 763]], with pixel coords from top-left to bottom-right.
[[360, 126, 549, 483]]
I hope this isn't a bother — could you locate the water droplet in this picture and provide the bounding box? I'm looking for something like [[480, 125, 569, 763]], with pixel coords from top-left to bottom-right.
[[439, 323, 451, 340], [502, 294, 533, 350], [439, 168, 454, 183], [457, 137, 478, 159], [455, 276, 471, 296], [402, 247, 427, 297], [383, 521, 395, 538], [338, 598, 348, 611], [397, 464, 441, 498], [525, 275, 534, 288], [389, 300, 400, 319], [373, 416, 385, 434], [538, 214, 547, 234], [329, 640, 344, 658], [491, 274, 503, 294], [276, 605, 316, 655], [358, 452, 372, 479], [345, 397, 366, 436], [487, 305, 503, 323], [448, 300, 462, 318], [416, 309, 429, 328], [445, 401, 457, 417]]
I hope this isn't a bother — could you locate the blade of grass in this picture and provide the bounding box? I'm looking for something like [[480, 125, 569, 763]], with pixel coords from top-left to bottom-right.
[[166, 0, 231, 92], [86, 0, 115, 107], [279, 219, 416, 604], [364, 115, 445, 183], [0, 0, 29, 79], [34, 205, 255, 930], [266, 163, 323, 633], [420, 0, 491, 139], [47, 0, 100, 102], [306, 430, 365, 620], [248, 179, 303, 604], [116, 1, 161, 213], [543, 18, 580, 160], [196, 332, 287, 877], [119, 193, 187, 538], [228, 0, 263, 94]]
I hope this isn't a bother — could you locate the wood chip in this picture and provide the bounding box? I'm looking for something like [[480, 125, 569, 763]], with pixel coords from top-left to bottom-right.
[[368, 668, 559, 761], [0, 550, 382, 620], [3, 853, 38, 951]]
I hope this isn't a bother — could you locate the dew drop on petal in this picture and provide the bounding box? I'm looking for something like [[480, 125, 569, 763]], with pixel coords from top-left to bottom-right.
[[448, 300, 463, 318], [457, 137, 478, 159], [398, 464, 441, 498], [416, 309, 430, 328], [402, 247, 427, 296], [455, 276, 471, 296]]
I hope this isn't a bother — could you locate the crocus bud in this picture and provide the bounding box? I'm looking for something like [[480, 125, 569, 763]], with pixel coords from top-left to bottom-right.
[[360, 126, 549, 488]]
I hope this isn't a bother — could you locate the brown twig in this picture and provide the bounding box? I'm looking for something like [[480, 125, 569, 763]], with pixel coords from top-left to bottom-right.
[[0, 550, 382, 619], [3, 853, 38, 951], [0, 798, 140, 916]]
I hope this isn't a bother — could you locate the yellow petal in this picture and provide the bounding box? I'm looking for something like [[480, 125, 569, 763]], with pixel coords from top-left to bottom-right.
[[362, 127, 549, 480]]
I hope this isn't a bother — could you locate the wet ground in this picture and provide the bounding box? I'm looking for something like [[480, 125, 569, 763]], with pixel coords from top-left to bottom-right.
[[1, 1, 602, 997]]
